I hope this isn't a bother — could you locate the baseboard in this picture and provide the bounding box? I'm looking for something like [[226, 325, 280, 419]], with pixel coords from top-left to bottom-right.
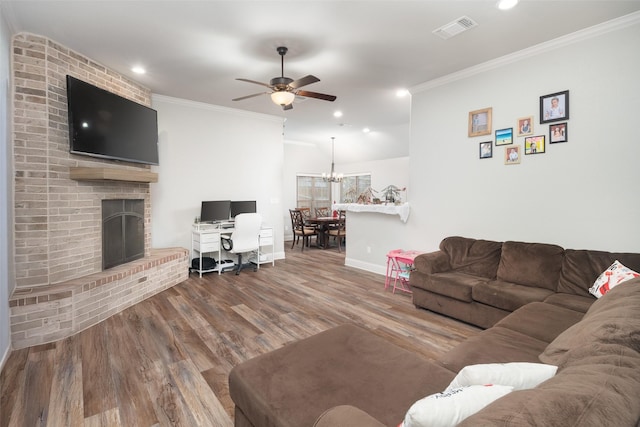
[[344, 257, 386, 276]]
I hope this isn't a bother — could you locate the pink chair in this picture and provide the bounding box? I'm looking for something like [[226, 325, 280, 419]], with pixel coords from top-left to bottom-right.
[[385, 249, 424, 294]]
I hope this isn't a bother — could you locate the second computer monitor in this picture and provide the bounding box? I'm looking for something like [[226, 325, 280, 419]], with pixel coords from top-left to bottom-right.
[[231, 200, 257, 218]]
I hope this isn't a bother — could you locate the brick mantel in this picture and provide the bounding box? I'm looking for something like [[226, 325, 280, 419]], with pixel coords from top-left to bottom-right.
[[12, 33, 156, 289], [10, 33, 189, 349]]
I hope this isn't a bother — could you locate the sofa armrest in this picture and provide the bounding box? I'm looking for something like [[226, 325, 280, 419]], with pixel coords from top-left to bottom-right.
[[313, 405, 386, 427], [414, 251, 452, 274]]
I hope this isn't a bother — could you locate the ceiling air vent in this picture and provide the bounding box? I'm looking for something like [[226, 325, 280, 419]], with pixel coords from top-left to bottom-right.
[[433, 16, 478, 40]]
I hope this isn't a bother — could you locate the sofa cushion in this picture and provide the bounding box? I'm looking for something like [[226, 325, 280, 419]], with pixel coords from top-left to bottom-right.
[[439, 236, 503, 279], [458, 344, 640, 427], [540, 278, 640, 366], [495, 302, 584, 343], [543, 292, 594, 313], [558, 249, 640, 297], [411, 271, 486, 302], [229, 323, 456, 427], [472, 280, 554, 312], [496, 241, 564, 290], [438, 327, 548, 373]]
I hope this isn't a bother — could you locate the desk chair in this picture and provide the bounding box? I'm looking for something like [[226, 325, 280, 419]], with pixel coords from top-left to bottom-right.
[[221, 213, 262, 275]]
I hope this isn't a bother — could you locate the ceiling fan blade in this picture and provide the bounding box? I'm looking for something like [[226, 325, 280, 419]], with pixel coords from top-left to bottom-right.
[[289, 75, 320, 89], [296, 90, 337, 102], [236, 78, 272, 88], [232, 92, 268, 101]]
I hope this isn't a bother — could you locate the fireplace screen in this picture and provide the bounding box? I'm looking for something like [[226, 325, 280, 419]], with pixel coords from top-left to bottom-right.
[[102, 199, 144, 270]]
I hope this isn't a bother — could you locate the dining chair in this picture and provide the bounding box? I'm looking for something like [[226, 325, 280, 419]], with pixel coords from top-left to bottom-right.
[[289, 209, 317, 251], [327, 210, 347, 252], [314, 207, 330, 218]]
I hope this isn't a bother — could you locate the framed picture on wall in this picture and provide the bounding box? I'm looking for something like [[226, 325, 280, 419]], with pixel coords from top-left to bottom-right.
[[549, 122, 568, 143], [525, 135, 546, 154], [517, 116, 534, 136], [479, 141, 493, 159], [504, 145, 521, 165], [468, 107, 492, 137], [540, 90, 569, 123], [495, 128, 513, 146]]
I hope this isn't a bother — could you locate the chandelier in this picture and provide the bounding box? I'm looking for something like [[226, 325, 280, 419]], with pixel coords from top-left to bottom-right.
[[322, 137, 343, 183]]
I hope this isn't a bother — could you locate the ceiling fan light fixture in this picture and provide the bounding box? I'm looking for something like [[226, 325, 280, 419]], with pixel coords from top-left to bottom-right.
[[271, 91, 295, 106]]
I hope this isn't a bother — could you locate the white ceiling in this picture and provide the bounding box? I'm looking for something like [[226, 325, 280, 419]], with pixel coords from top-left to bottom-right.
[[2, 1, 639, 163]]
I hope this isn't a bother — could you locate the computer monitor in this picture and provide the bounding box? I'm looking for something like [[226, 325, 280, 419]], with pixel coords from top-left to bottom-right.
[[231, 200, 257, 218], [200, 200, 231, 223]]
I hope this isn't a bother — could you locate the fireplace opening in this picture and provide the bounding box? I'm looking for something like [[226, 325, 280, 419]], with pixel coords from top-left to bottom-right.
[[102, 199, 144, 270]]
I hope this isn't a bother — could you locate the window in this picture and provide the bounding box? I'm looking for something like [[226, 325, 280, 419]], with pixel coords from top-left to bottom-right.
[[340, 174, 371, 203], [296, 175, 331, 212]]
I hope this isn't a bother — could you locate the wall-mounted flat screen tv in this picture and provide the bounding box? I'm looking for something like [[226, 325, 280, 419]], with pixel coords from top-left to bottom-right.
[[66, 75, 159, 165], [200, 200, 231, 223], [231, 200, 257, 218]]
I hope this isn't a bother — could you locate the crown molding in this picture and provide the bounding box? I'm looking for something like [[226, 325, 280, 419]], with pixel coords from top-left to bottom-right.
[[411, 11, 640, 94]]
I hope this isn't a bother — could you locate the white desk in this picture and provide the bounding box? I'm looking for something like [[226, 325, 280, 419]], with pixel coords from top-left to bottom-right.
[[191, 223, 274, 277]]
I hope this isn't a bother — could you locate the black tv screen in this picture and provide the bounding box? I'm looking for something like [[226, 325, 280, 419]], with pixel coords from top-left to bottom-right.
[[231, 200, 257, 218], [66, 75, 159, 165], [200, 200, 231, 223]]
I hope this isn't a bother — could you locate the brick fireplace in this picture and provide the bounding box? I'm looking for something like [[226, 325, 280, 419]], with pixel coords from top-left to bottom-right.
[[8, 33, 188, 349]]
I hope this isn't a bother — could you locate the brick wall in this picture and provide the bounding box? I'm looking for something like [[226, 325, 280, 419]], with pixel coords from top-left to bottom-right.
[[12, 32, 154, 289]]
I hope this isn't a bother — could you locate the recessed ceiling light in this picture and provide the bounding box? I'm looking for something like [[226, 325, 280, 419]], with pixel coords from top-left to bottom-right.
[[333, 111, 343, 118], [132, 66, 146, 74], [497, 0, 518, 10], [396, 89, 409, 97], [362, 127, 370, 133]]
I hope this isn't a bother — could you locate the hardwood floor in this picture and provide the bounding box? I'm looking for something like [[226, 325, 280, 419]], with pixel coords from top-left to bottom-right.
[[1, 244, 481, 427]]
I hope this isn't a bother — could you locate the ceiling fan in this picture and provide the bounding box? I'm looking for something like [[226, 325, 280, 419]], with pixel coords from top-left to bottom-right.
[[233, 46, 336, 110]]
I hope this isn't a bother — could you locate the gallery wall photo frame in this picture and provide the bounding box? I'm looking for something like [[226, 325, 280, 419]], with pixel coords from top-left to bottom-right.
[[468, 107, 492, 137], [504, 145, 521, 165], [550, 122, 568, 143], [517, 116, 534, 136], [495, 127, 513, 146], [479, 141, 493, 159], [540, 90, 569, 123], [525, 135, 546, 155]]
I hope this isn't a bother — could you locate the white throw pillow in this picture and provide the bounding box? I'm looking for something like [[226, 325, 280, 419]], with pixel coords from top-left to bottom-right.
[[403, 384, 513, 427], [589, 260, 640, 298], [445, 362, 557, 392]]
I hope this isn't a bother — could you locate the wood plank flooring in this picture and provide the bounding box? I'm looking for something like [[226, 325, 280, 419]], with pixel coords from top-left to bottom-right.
[[1, 244, 481, 427]]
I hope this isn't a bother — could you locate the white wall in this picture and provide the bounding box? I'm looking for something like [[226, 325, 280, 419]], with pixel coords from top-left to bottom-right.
[[0, 6, 13, 368], [406, 16, 640, 254], [150, 95, 286, 260]]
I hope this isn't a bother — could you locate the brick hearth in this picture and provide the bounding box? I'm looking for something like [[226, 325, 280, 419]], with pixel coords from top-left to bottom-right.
[[9, 248, 188, 349]]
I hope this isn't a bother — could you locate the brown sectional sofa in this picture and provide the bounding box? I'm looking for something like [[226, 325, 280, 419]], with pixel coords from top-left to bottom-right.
[[228, 238, 640, 427], [411, 236, 640, 328]]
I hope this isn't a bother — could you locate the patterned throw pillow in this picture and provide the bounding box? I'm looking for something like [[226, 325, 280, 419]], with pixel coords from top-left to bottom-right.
[[589, 260, 640, 298]]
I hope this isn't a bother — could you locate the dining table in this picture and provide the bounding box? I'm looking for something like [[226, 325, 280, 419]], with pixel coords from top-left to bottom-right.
[[305, 216, 343, 249]]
